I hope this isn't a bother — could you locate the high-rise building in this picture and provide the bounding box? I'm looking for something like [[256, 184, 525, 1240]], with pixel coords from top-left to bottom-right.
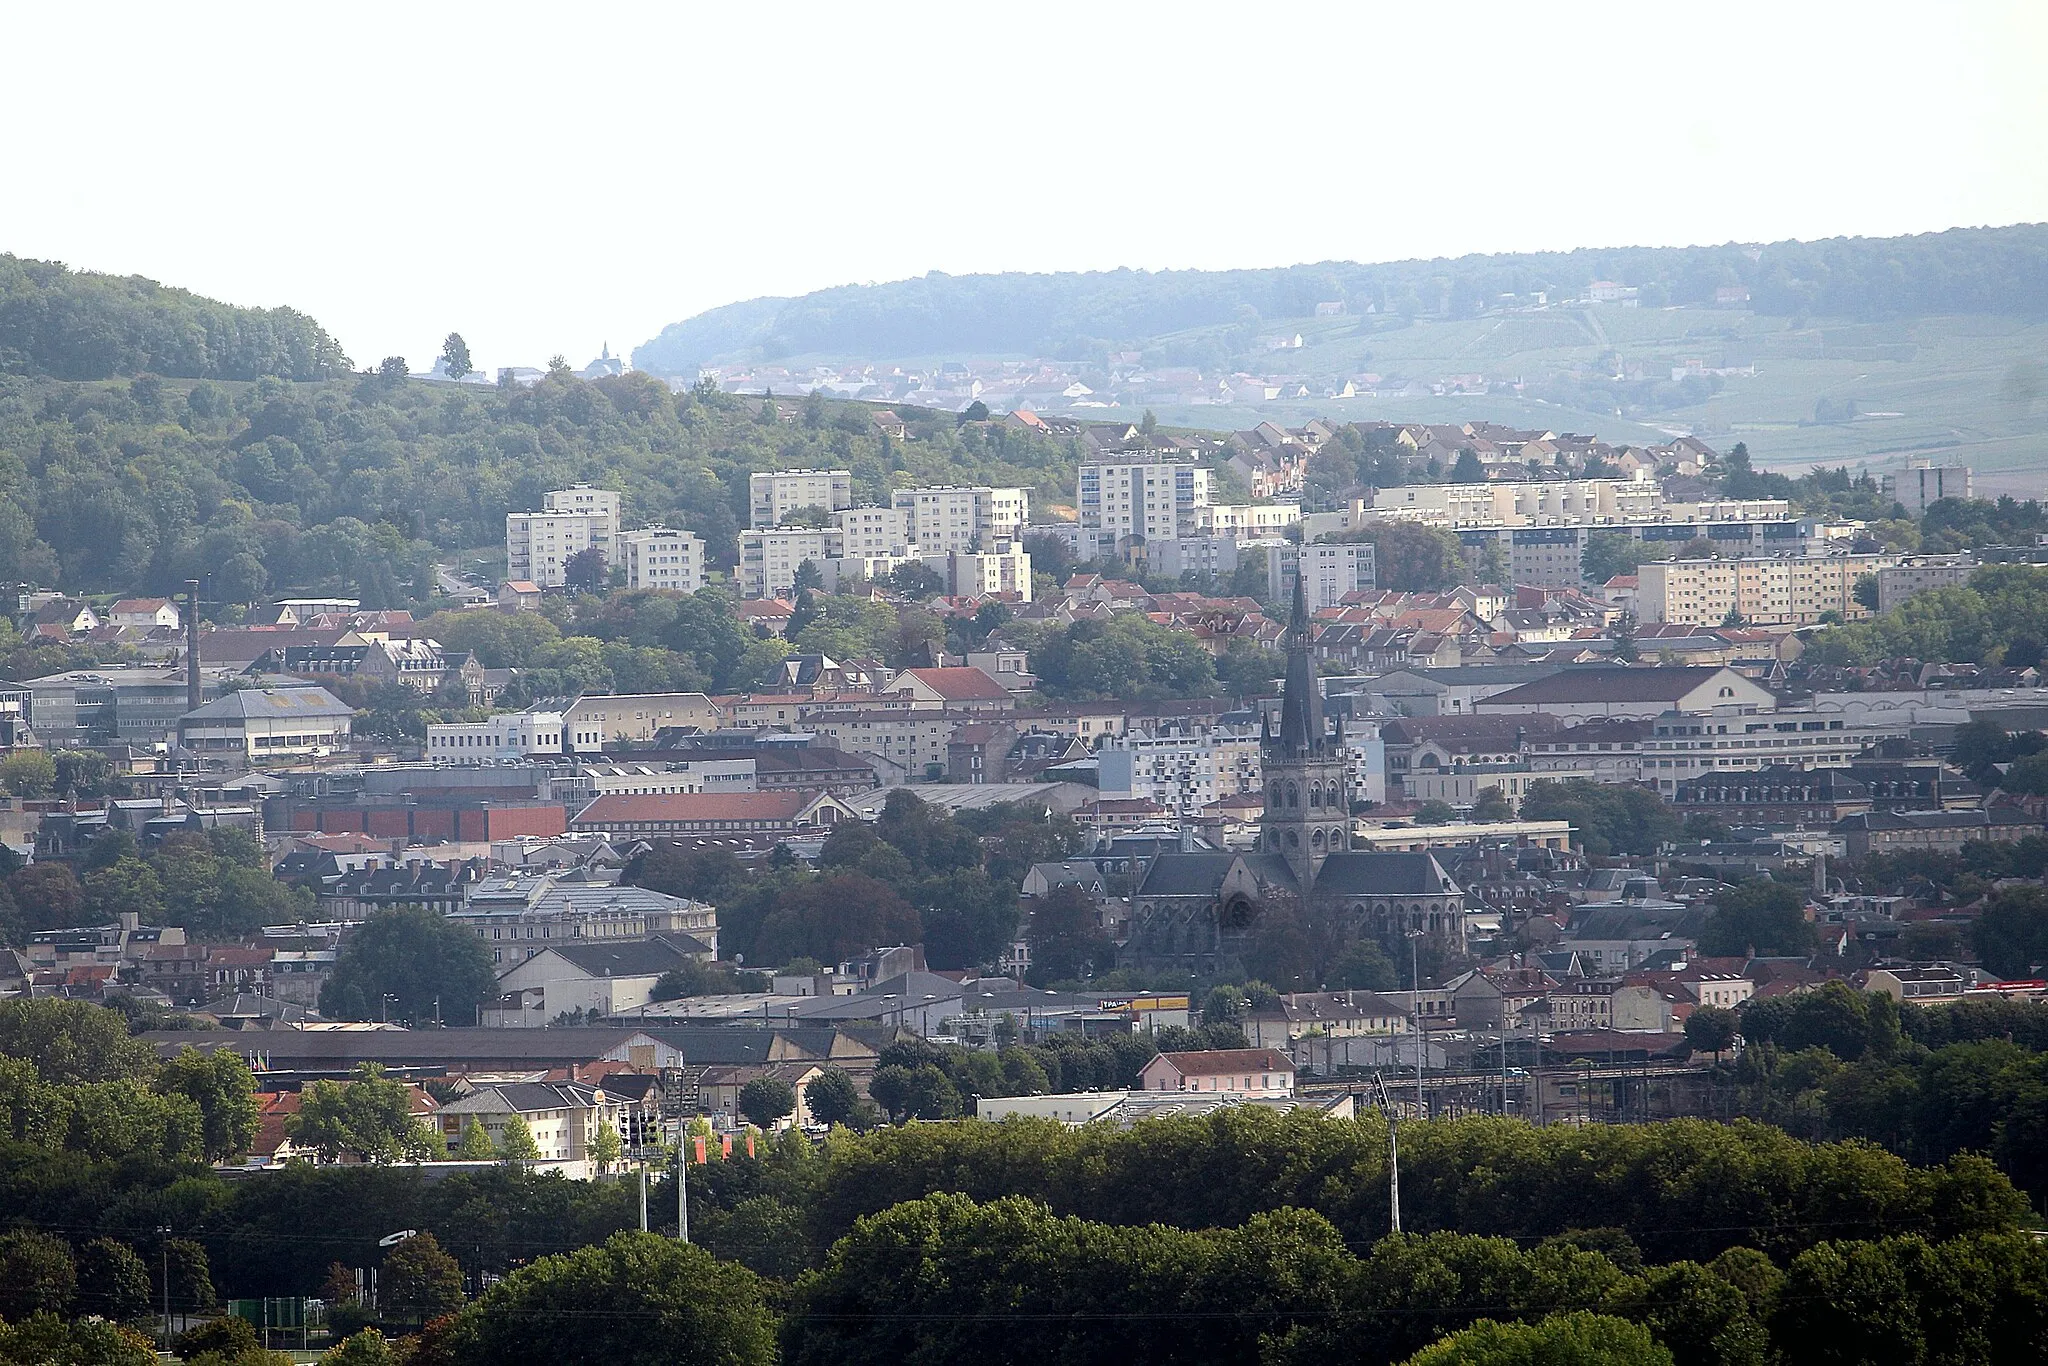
[[1637, 553, 1897, 626], [1881, 461, 1972, 517], [891, 485, 1031, 553], [506, 486, 623, 588], [616, 526, 706, 593], [1265, 542, 1376, 609], [749, 469, 853, 528], [1076, 457, 1211, 561], [834, 505, 912, 558], [736, 528, 842, 599]]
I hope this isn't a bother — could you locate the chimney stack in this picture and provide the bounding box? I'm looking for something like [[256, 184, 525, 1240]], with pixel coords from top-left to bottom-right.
[[184, 580, 202, 711]]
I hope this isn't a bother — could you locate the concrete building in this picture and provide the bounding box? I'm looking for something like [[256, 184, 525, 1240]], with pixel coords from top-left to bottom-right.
[[1882, 461, 1972, 517], [26, 666, 239, 747], [1098, 721, 1263, 819], [1265, 541, 1376, 609], [1876, 555, 1978, 614], [564, 693, 721, 749], [1194, 503, 1302, 539], [616, 526, 706, 593], [951, 542, 1033, 600], [891, 485, 1031, 553], [833, 505, 912, 558], [176, 688, 354, 762], [1637, 553, 1896, 626], [737, 527, 841, 599], [1077, 456, 1212, 561], [1477, 666, 1776, 721], [749, 469, 852, 528], [1643, 711, 1911, 795], [505, 486, 623, 589], [426, 710, 567, 764]]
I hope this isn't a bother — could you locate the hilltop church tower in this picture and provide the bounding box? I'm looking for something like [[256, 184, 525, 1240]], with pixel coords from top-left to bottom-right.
[[1260, 572, 1353, 883]]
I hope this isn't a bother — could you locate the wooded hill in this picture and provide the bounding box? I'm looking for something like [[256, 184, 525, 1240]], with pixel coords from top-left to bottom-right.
[[633, 224, 2048, 373]]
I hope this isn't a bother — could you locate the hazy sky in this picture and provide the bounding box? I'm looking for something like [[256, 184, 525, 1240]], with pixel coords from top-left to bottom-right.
[[7, 2, 2044, 372]]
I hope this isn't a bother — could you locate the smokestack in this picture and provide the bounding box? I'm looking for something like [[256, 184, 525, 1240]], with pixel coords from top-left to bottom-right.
[[185, 580, 201, 711]]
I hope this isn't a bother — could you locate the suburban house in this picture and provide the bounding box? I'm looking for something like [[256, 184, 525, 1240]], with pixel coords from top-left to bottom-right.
[[884, 667, 1018, 712], [695, 1061, 826, 1130], [1244, 991, 1410, 1048], [109, 597, 182, 631], [1137, 1047, 1295, 1097]]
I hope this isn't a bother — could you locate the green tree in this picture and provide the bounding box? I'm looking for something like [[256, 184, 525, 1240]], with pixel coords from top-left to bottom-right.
[[452, 1232, 775, 1366], [453, 1117, 496, 1159], [1448, 447, 1487, 483], [0, 998, 156, 1081], [563, 547, 608, 595], [75, 1237, 153, 1321], [589, 1119, 624, 1172], [1685, 1006, 1739, 1059], [1470, 788, 1513, 822], [439, 333, 473, 381], [1852, 572, 1879, 612], [1399, 1313, 1673, 1366], [377, 356, 408, 382], [286, 1064, 437, 1163], [0, 1230, 75, 1320], [497, 1115, 542, 1161], [81, 857, 165, 924], [174, 1316, 257, 1361], [319, 1330, 395, 1366], [318, 906, 496, 1024], [164, 1237, 214, 1313], [1582, 532, 1648, 586], [1700, 879, 1814, 958], [382, 1231, 463, 1324], [0, 750, 55, 797], [868, 1064, 961, 1123], [157, 1047, 261, 1161], [1972, 886, 2048, 978], [1415, 800, 1457, 824], [1025, 884, 1113, 986], [803, 1066, 863, 1129], [738, 1077, 796, 1130]]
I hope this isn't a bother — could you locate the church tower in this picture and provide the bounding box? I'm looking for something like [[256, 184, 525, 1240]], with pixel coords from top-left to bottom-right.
[[1260, 571, 1353, 884]]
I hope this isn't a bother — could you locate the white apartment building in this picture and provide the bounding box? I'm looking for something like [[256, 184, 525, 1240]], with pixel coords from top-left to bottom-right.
[[1637, 553, 1896, 626], [892, 485, 1031, 553], [616, 526, 706, 593], [1368, 476, 1672, 527], [427, 710, 567, 764], [750, 469, 853, 528], [1149, 534, 1248, 580], [1876, 555, 1978, 613], [1077, 457, 1212, 561], [1639, 708, 1912, 795], [1882, 461, 1972, 517], [506, 511, 600, 589], [545, 485, 621, 540], [835, 505, 913, 558], [1195, 503, 1302, 540], [1098, 723, 1263, 819], [951, 543, 1033, 601], [1265, 542, 1377, 609], [737, 528, 842, 599], [806, 711, 956, 778]]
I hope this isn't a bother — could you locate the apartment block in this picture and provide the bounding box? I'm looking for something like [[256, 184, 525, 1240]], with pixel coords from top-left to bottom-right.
[[1637, 553, 1896, 626], [749, 469, 852, 528], [1264, 542, 1376, 609], [1876, 555, 1978, 613], [1640, 708, 1911, 795], [737, 528, 842, 599], [834, 505, 913, 558], [1366, 476, 1786, 529], [1076, 457, 1212, 561], [805, 711, 958, 779], [1450, 520, 1813, 590], [1194, 503, 1302, 540], [1098, 723, 1263, 819], [616, 526, 706, 593], [543, 485, 621, 543], [951, 543, 1033, 601], [427, 710, 567, 763], [506, 511, 601, 589], [1882, 461, 1972, 517], [891, 485, 1031, 553]]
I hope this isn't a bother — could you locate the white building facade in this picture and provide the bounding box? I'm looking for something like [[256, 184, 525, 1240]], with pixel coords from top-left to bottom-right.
[[1077, 457, 1212, 561], [750, 469, 853, 528], [616, 526, 706, 593]]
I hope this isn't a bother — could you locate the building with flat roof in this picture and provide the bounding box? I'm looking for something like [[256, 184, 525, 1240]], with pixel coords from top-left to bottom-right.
[[750, 469, 853, 528], [616, 526, 705, 593]]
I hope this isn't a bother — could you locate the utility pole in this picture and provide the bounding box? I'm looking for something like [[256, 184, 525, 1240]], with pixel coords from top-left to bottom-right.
[[676, 1136, 690, 1243], [638, 1165, 648, 1232], [156, 1225, 171, 1348], [1373, 1072, 1401, 1234], [1408, 930, 1426, 1120]]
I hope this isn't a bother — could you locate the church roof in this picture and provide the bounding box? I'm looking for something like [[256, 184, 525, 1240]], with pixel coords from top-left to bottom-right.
[[1137, 852, 1245, 897], [1309, 852, 1460, 898]]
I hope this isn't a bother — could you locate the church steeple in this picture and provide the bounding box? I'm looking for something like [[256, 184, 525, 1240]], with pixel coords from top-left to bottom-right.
[[1261, 563, 1352, 883]]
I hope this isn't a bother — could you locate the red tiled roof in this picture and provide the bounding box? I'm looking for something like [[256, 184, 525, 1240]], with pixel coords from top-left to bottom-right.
[[1148, 1048, 1293, 1076], [896, 667, 1011, 702]]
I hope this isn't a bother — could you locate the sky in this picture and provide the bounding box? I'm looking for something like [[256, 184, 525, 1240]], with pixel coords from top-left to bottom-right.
[[6, 2, 2045, 373]]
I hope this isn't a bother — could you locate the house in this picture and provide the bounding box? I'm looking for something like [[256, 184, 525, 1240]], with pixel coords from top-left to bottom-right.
[[947, 721, 1018, 784], [1833, 808, 2041, 859], [1244, 991, 1409, 1048], [1137, 1047, 1295, 1097], [485, 935, 716, 1027], [27, 600, 98, 638], [1861, 965, 1968, 1004], [1476, 666, 1775, 721], [109, 598, 181, 631], [498, 581, 543, 612]]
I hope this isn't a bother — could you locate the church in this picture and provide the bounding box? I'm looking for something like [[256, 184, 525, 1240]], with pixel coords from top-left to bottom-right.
[[1123, 574, 1466, 978]]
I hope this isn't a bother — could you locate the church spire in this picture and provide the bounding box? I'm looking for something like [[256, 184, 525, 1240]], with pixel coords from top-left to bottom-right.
[[1275, 567, 1323, 757]]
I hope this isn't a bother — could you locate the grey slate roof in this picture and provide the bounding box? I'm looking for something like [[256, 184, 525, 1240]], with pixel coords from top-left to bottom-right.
[[179, 686, 353, 721], [1310, 852, 1461, 898], [544, 936, 707, 978]]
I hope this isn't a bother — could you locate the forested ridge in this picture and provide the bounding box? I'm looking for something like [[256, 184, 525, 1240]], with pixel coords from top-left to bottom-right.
[[0, 255, 348, 382], [635, 223, 2048, 372], [0, 367, 1072, 600]]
